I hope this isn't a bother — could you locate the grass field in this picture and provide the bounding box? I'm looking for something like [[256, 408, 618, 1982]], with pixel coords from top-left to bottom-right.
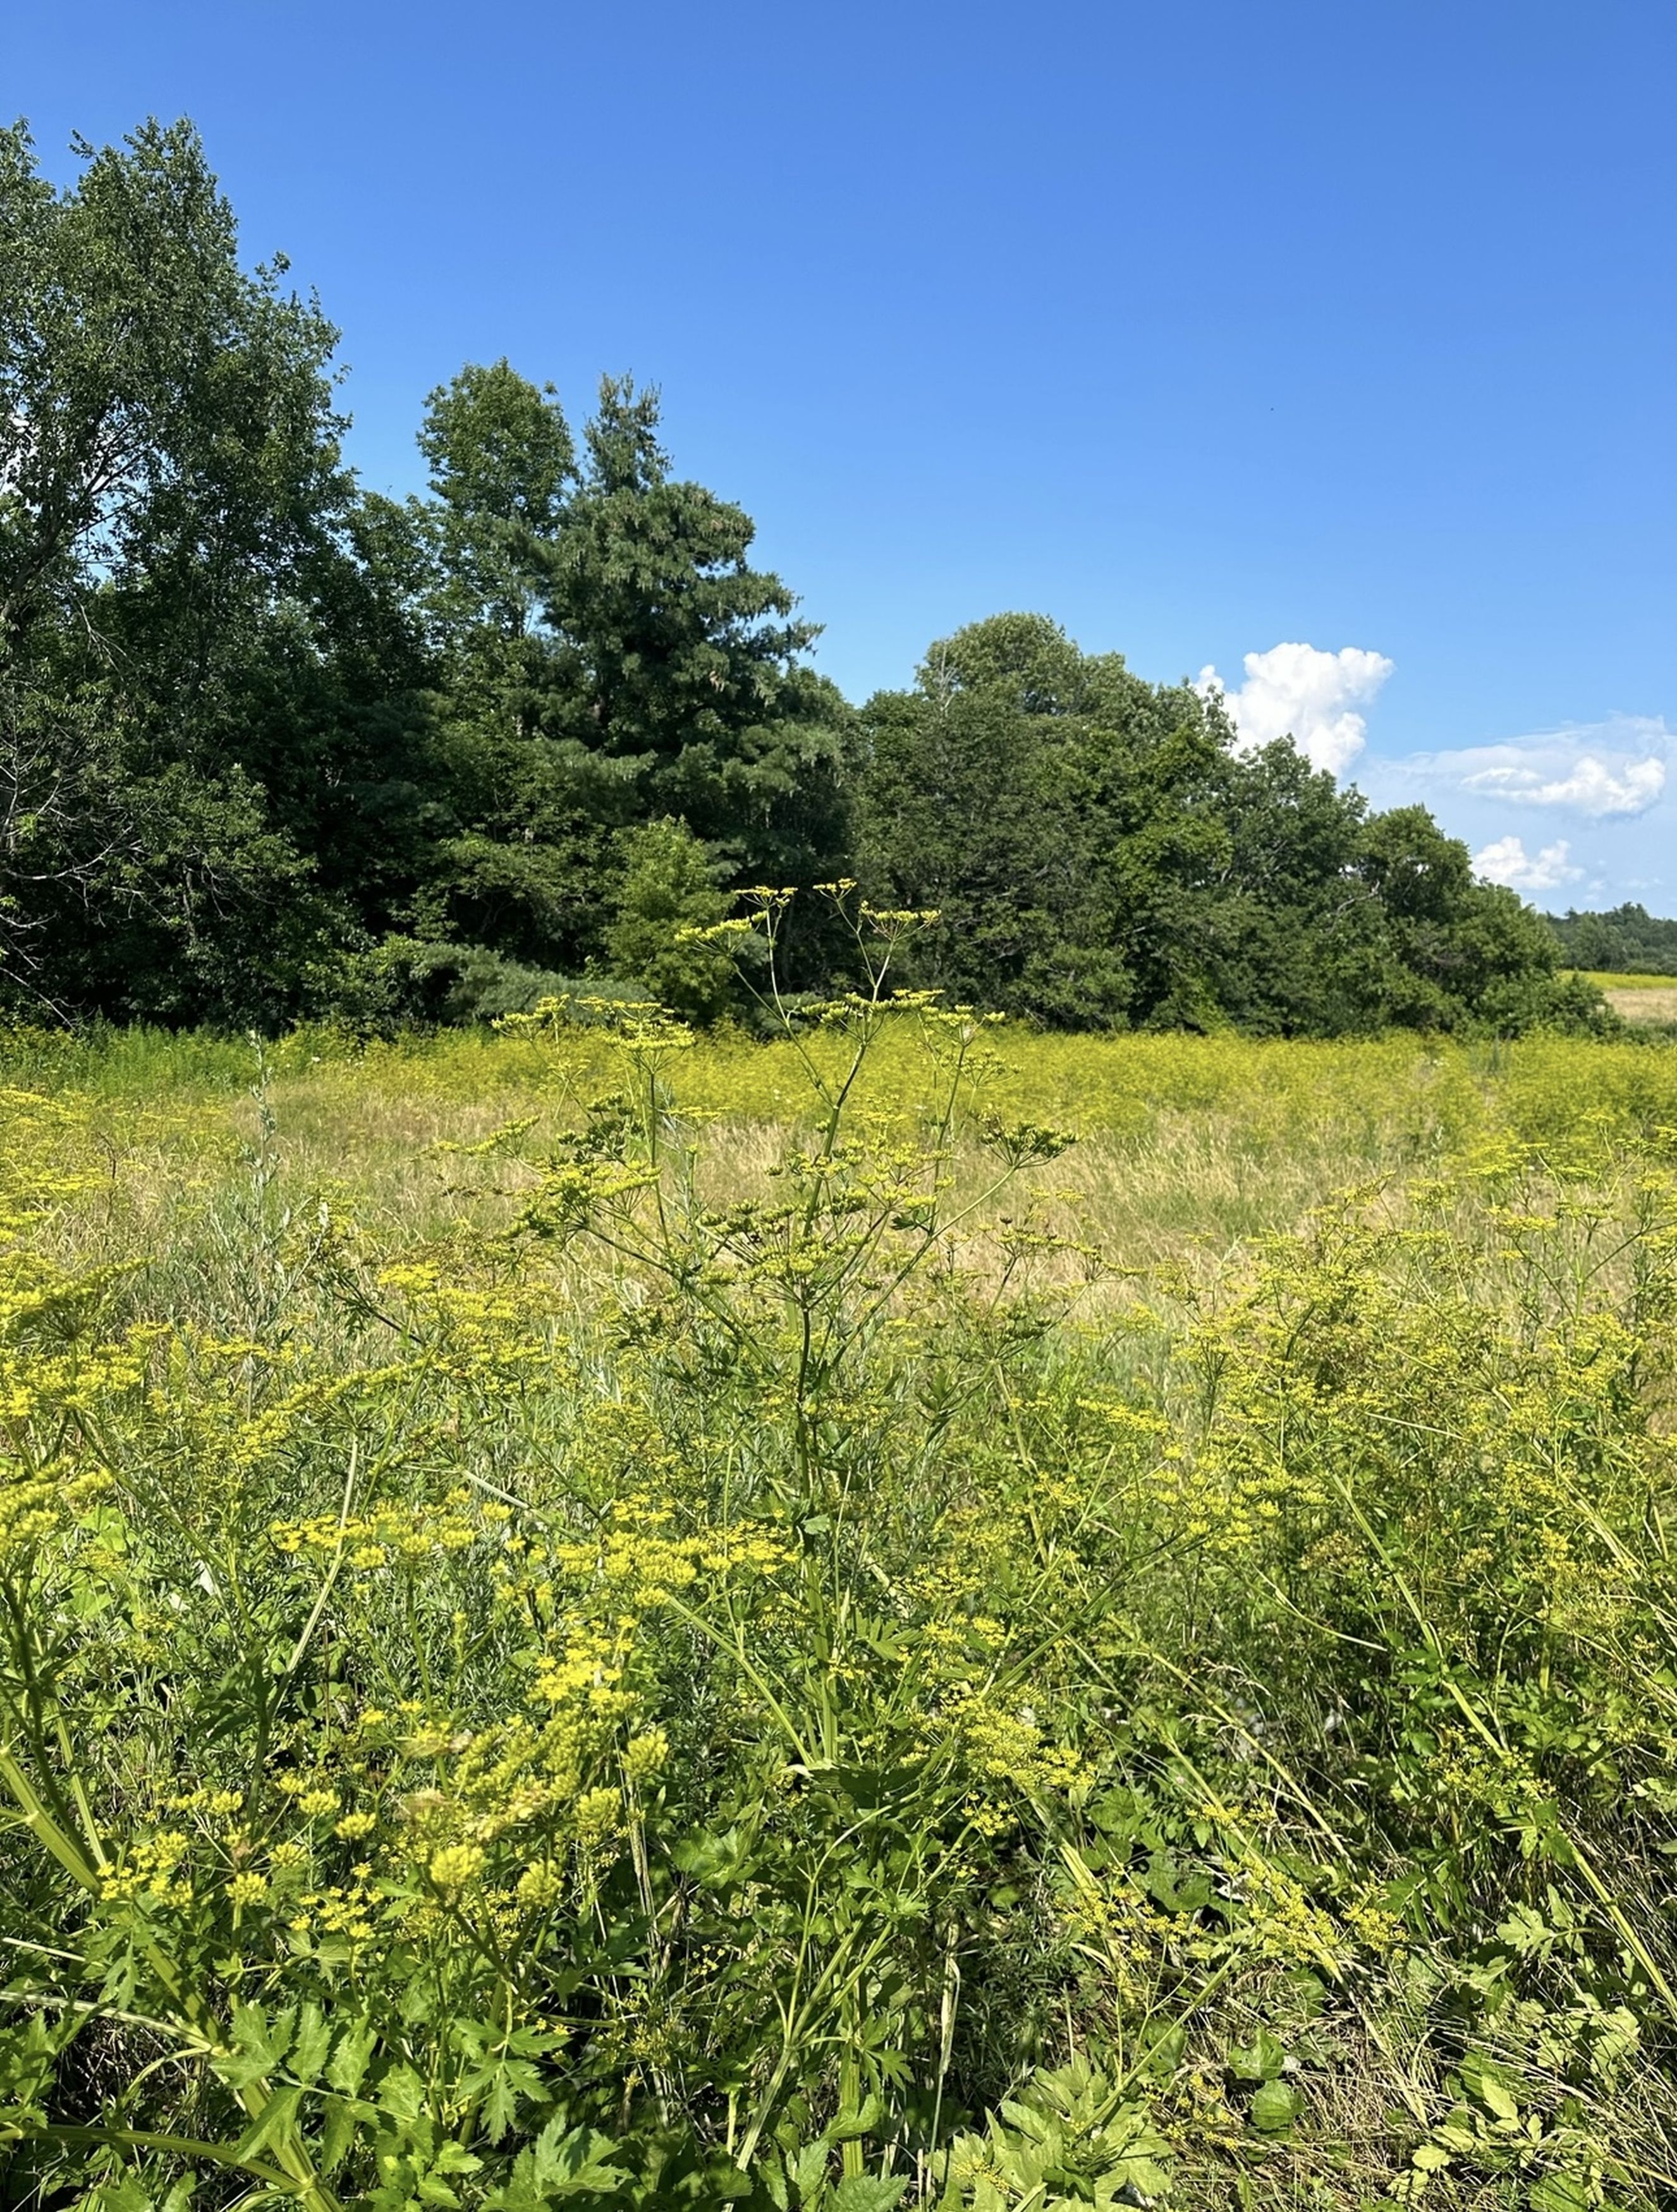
[[6, 999, 1677, 2209], [1568, 973, 1677, 1024]]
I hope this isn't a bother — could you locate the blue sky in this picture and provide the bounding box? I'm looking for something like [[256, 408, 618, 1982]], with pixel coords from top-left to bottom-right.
[[13, 0, 1674, 908]]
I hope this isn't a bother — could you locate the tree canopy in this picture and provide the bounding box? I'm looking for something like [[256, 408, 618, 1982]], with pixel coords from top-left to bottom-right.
[[855, 616, 1599, 1035], [0, 117, 1609, 1039], [1545, 902, 1677, 976]]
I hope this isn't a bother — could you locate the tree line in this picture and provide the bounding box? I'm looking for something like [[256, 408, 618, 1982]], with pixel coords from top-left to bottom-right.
[[1544, 904, 1677, 977], [1, 119, 1606, 1035]]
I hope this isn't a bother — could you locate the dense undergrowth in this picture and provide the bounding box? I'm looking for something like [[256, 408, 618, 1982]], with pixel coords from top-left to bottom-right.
[[4, 911, 1677, 2209]]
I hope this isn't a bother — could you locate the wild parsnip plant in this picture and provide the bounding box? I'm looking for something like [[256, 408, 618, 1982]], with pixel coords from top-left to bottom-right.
[[3, 901, 1677, 2209]]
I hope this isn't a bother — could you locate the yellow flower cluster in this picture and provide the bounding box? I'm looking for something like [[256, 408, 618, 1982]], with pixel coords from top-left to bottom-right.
[[271, 1483, 492, 1569]]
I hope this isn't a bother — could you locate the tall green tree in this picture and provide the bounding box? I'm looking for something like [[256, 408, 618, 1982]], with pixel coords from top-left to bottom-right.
[[411, 368, 853, 980], [0, 116, 434, 1021], [405, 362, 602, 968], [860, 613, 1600, 1036], [546, 377, 854, 932], [858, 614, 1231, 1026], [604, 816, 741, 1023]]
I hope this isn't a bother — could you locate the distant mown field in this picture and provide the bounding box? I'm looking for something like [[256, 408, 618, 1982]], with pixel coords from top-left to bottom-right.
[[1570, 968, 1677, 1023], [6, 1015, 1677, 2209]]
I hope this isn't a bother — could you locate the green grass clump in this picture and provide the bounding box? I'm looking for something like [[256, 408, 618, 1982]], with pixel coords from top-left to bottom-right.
[[4, 945, 1677, 2208]]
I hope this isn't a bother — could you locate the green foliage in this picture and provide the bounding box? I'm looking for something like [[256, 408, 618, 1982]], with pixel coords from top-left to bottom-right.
[[410, 365, 855, 982], [941, 2057, 1173, 2208], [0, 115, 1619, 1040], [0, 115, 434, 1023], [858, 615, 1604, 1038], [0, 123, 851, 1027], [604, 818, 741, 1023], [1545, 902, 1677, 976]]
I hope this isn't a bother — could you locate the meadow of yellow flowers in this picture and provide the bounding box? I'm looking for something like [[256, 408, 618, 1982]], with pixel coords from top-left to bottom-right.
[[4, 924, 1677, 2209]]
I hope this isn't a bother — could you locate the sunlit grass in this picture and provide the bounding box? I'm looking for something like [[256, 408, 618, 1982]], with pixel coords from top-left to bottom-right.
[[4, 1011, 1677, 2206]]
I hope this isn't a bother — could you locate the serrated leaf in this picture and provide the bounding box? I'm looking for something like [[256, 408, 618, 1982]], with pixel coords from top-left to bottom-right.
[[233, 2080, 303, 2161], [830, 2180, 906, 2212], [475, 2060, 533, 2145], [233, 2000, 293, 2072], [1248, 2079, 1300, 2136], [672, 1829, 759, 1906], [705, 2166, 755, 2203], [432, 2142, 484, 2175], [327, 2019, 376, 2094], [377, 2062, 426, 2127], [320, 2093, 363, 2176], [792, 2136, 828, 2201], [826, 2093, 882, 2146], [290, 2001, 331, 2086], [528, 2117, 631, 2197], [92, 2179, 152, 2212], [215, 2003, 277, 2091]]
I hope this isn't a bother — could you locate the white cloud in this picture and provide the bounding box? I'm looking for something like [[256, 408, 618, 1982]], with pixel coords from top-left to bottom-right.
[[1389, 717, 1673, 819], [1197, 642, 1394, 775], [1472, 836, 1583, 894], [1461, 751, 1665, 816], [1353, 715, 1676, 911]]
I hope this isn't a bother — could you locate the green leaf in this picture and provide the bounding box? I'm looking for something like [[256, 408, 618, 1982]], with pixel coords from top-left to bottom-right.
[[216, 2002, 283, 2090], [475, 2059, 539, 2145], [327, 2019, 377, 2095], [1529, 2175, 1591, 2212], [377, 2063, 427, 2128], [525, 2117, 631, 2198], [829, 2182, 906, 2212], [1137, 2022, 1186, 2084], [91, 2180, 153, 2212], [673, 1826, 755, 1893], [704, 2167, 755, 2203], [826, 2094, 882, 2146], [1227, 2027, 1287, 2082], [432, 2142, 484, 2175], [1248, 2079, 1301, 2137], [233, 2081, 303, 2161], [0, 2015, 57, 2141], [1461, 2053, 1518, 2124], [792, 2137, 829, 2202], [290, 2001, 331, 2086], [243, 2001, 295, 2069], [320, 2093, 364, 2175], [1486, 2083, 1520, 2124]]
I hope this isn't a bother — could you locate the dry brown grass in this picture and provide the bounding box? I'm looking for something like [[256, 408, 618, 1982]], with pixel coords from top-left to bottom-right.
[[1604, 985, 1677, 1023]]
